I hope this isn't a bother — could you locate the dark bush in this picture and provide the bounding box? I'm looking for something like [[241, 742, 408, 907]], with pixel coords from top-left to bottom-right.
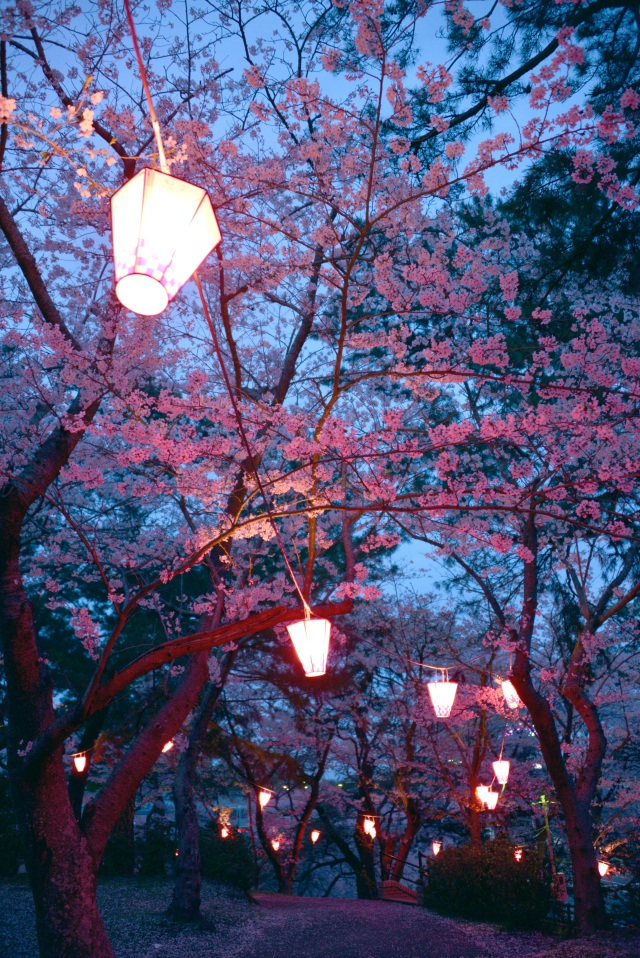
[[137, 818, 175, 877], [423, 838, 551, 928], [200, 825, 256, 891]]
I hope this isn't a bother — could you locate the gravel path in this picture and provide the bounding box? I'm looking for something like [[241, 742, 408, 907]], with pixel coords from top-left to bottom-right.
[[1, 880, 638, 958]]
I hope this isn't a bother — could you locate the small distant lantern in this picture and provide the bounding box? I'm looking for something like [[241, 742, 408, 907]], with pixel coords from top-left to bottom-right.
[[432, 841, 442, 856], [492, 760, 510, 785], [258, 789, 272, 809], [220, 826, 229, 839], [73, 753, 87, 773], [363, 817, 376, 838], [485, 790, 499, 810], [271, 839, 280, 851], [286, 616, 331, 677], [311, 829, 321, 844], [427, 672, 458, 718], [598, 861, 609, 877], [502, 680, 521, 710], [162, 740, 174, 753], [476, 785, 489, 806], [514, 847, 523, 861], [111, 168, 221, 316]]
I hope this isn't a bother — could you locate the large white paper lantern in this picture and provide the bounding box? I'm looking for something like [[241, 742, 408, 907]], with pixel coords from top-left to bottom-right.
[[598, 860, 609, 877], [73, 753, 87, 773], [502, 680, 521, 710], [258, 789, 272, 809], [427, 678, 458, 718], [432, 841, 442, 856], [475, 785, 489, 806], [111, 168, 221, 316], [485, 789, 499, 810], [286, 617, 331, 677], [492, 760, 510, 785]]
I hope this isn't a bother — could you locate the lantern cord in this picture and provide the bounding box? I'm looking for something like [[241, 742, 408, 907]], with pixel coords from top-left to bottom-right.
[[123, 0, 169, 174], [193, 272, 312, 618]]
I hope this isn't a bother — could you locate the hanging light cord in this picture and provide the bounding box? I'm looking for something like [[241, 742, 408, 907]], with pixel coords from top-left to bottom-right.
[[123, 0, 169, 174], [122, 0, 310, 616]]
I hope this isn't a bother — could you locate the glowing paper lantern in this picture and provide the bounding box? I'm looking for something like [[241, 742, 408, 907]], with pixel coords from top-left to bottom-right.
[[598, 861, 609, 877], [111, 168, 221, 316], [514, 847, 523, 861], [258, 790, 272, 809], [220, 826, 229, 839], [162, 740, 174, 753], [432, 841, 442, 856], [271, 839, 280, 851], [363, 817, 376, 838], [502, 680, 521, 710], [476, 785, 489, 806], [73, 754, 87, 773], [311, 829, 321, 844], [492, 760, 510, 785], [427, 678, 458, 718], [485, 790, 499, 810], [286, 617, 331, 677]]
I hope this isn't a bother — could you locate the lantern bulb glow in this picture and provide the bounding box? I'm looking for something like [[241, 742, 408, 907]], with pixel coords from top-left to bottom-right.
[[492, 760, 510, 785], [220, 826, 229, 839], [73, 754, 87, 773], [476, 785, 489, 806], [514, 848, 523, 861], [258, 790, 272, 809], [311, 829, 321, 844], [485, 790, 499, 810], [271, 840, 280, 851], [111, 168, 221, 316], [363, 817, 376, 838], [598, 861, 609, 877], [427, 679, 458, 718], [432, 841, 442, 856], [286, 617, 331, 677], [162, 740, 174, 753], [502, 680, 521, 710]]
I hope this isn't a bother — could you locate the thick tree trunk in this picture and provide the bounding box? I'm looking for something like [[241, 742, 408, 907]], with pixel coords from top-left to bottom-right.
[[15, 754, 113, 958]]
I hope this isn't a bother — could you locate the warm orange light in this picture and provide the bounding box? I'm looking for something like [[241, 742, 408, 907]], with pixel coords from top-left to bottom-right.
[[476, 785, 489, 806], [73, 754, 87, 773], [502, 680, 521, 710], [162, 740, 174, 753], [271, 839, 280, 851], [432, 841, 442, 856], [485, 790, 499, 810], [598, 860, 609, 877], [492, 760, 510, 785], [258, 789, 272, 809], [427, 679, 457, 718], [220, 826, 229, 839], [363, 817, 376, 839], [286, 617, 331, 677], [311, 829, 321, 844], [514, 847, 523, 861], [111, 168, 221, 316]]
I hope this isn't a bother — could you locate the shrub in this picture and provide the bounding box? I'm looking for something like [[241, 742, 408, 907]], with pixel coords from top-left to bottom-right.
[[137, 818, 175, 877], [200, 825, 256, 891], [423, 838, 551, 928]]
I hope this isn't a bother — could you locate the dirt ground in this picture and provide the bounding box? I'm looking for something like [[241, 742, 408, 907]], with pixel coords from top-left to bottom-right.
[[0, 880, 638, 958]]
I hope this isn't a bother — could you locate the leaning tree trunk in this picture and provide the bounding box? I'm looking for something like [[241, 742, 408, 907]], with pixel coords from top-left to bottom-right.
[[170, 650, 235, 920]]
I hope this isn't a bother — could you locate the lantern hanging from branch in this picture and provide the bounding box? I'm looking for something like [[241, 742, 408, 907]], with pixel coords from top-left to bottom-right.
[[311, 829, 321, 844], [111, 168, 221, 316], [514, 847, 523, 861], [427, 671, 458, 718], [485, 790, 499, 810], [73, 753, 87, 773], [432, 841, 442, 856], [598, 861, 610, 877], [363, 817, 376, 838], [220, 826, 230, 839], [502, 680, 521, 710], [475, 785, 489, 807], [258, 789, 272, 809], [271, 839, 280, 852], [162, 740, 174, 753], [286, 616, 331, 677], [492, 760, 510, 785]]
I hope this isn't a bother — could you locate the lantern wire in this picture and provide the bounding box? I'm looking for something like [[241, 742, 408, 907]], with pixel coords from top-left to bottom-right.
[[123, 0, 169, 174], [121, 0, 312, 617]]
